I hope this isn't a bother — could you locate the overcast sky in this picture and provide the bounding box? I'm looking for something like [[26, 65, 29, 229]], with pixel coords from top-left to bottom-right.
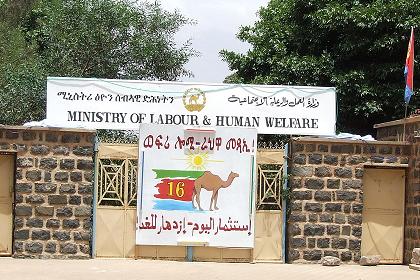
[[159, 0, 269, 83]]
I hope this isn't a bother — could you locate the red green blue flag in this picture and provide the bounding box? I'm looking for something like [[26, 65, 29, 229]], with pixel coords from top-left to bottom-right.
[[405, 28, 415, 104], [152, 169, 204, 202]]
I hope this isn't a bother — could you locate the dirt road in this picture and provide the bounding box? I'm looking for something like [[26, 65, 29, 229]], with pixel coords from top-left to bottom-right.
[[0, 258, 418, 280]]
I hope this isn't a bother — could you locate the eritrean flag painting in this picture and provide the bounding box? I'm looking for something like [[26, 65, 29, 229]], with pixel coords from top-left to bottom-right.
[[152, 169, 204, 211], [136, 124, 257, 248]]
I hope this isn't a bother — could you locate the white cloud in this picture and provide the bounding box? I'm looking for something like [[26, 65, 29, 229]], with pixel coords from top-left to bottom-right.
[[157, 0, 269, 83]]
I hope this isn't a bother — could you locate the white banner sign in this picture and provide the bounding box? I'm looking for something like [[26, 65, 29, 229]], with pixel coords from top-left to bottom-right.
[[136, 124, 257, 248], [47, 77, 336, 135]]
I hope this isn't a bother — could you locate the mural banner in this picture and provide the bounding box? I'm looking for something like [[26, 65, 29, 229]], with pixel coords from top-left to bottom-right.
[[136, 124, 257, 248], [47, 77, 336, 135]]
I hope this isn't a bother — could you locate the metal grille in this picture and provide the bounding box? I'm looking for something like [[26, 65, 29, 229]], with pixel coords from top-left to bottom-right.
[[257, 135, 288, 149], [97, 158, 138, 208], [257, 141, 287, 150], [127, 160, 138, 207], [256, 164, 283, 211]]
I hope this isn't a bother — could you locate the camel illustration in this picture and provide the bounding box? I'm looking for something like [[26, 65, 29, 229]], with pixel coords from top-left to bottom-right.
[[189, 94, 200, 105], [192, 171, 239, 211]]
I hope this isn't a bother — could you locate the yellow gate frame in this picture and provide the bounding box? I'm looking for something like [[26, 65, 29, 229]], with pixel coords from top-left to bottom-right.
[[94, 143, 284, 262]]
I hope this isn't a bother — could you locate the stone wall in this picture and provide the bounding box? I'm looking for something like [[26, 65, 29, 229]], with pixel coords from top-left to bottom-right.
[[375, 116, 420, 142], [405, 138, 420, 263], [288, 138, 409, 263], [0, 127, 95, 259]]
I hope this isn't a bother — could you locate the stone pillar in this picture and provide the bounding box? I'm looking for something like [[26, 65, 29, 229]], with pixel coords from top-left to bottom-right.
[[0, 128, 95, 259], [288, 140, 409, 263]]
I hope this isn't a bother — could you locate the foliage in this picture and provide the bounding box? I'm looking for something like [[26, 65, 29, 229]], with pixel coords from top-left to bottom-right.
[[221, 0, 420, 135], [0, 20, 45, 124], [0, 0, 196, 125]]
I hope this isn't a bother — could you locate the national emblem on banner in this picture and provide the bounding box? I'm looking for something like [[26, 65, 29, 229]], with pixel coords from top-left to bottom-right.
[[182, 88, 206, 112]]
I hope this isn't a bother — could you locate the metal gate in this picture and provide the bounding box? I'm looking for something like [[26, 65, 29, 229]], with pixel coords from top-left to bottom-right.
[[253, 149, 283, 262], [94, 143, 284, 262], [0, 154, 14, 256], [95, 144, 138, 258]]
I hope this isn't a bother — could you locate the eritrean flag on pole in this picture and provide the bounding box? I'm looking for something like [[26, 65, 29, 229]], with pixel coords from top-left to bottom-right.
[[404, 27, 415, 104]]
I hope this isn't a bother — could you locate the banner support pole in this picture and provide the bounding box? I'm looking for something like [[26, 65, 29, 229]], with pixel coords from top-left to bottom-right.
[[186, 246, 193, 262]]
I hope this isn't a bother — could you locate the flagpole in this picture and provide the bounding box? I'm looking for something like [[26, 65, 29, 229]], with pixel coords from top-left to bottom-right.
[[403, 103, 408, 141]]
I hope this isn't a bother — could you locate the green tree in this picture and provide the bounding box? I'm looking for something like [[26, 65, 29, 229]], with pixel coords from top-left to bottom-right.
[[0, 0, 45, 125], [221, 0, 420, 135], [0, 0, 196, 125]]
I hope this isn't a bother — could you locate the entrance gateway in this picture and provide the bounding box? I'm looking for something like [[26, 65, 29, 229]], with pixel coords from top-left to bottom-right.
[[45, 77, 336, 261], [95, 143, 284, 262], [0, 154, 14, 256]]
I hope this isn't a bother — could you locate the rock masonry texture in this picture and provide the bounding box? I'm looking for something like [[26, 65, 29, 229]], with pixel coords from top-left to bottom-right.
[[288, 139, 410, 263], [0, 128, 95, 259]]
